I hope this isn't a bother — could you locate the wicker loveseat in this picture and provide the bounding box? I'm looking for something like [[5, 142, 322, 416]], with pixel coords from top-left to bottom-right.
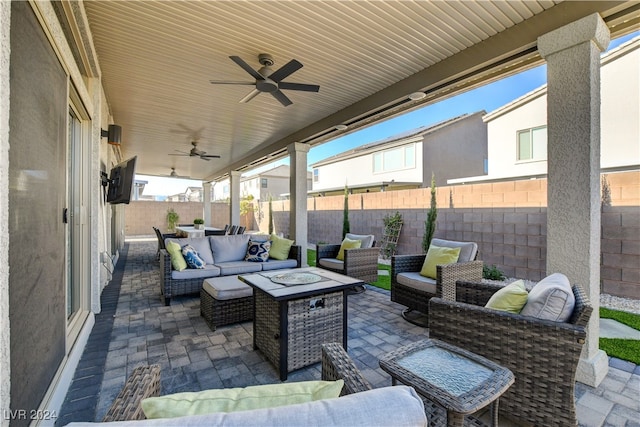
[[390, 238, 483, 325], [71, 345, 426, 426], [429, 280, 592, 427]]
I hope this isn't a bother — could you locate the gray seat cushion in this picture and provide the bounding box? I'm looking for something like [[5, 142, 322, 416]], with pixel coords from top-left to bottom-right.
[[431, 238, 477, 262], [203, 276, 253, 300], [214, 261, 262, 276], [260, 259, 298, 271], [396, 272, 437, 295], [171, 264, 220, 280], [318, 258, 344, 272]]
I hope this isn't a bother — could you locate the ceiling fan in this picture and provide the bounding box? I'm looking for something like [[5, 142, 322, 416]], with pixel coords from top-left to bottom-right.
[[167, 167, 190, 179], [169, 141, 220, 161], [210, 53, 320, 107]]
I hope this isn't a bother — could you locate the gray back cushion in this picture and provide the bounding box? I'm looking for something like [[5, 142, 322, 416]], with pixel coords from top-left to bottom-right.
[[520, 273, 575, 322], [165, 237, 214, 265], [431, 238, 477, 262], [345, 233, 375, 249], [209, 234, 251, 263]]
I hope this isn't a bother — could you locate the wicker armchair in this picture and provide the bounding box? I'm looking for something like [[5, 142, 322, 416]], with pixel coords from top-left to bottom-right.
[[101, 345, 369, 421], [429, 280, 592, 427], [390, 238, 483, 326], [316, 233, 379, 285]]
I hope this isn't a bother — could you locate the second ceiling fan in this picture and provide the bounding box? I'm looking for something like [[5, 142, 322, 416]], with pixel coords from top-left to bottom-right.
[[169, 141, 220, 161], [210, 53, 320, 107]]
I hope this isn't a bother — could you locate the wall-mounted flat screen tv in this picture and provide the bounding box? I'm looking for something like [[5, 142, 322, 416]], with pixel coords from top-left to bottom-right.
[[107, 156, 137, 204]]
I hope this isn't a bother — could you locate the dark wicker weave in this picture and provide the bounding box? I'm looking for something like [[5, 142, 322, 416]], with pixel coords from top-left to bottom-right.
[[200, 287, 253, 331], [316, 244, 379, 284], [390, 253, 483, 325], [254, 289, 344, 379], [159, 244, 301, 305], [101, 346, 366, 421], [429, 280, 592, 427], [102, 364, 161, 422]]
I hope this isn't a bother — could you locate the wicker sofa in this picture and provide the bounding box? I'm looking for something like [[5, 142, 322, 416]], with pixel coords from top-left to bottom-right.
[[160, 234, 301, 306], [390, 238, 483, 326], [68, 344, 426, 426], [429, 280, 592, 427]]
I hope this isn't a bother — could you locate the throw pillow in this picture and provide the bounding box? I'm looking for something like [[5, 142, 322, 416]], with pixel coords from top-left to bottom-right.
[[245, 240, 271, 262], [336, 237, 362, 261], [165, 241, 187, 271], [419, 245, 461, 279], [142, 380, 344, 419], [269, 234, 294, 260], [182, 245, 206, 269], [520, 273, 575, 322], [485, 280, 529, 313]]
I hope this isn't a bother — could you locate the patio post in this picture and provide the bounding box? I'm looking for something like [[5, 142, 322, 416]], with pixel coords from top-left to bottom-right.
[[288, 142, 309, 266], [538, 13, 610, 387], [203, 182, 212, 226], [229, 171, 241, 227]]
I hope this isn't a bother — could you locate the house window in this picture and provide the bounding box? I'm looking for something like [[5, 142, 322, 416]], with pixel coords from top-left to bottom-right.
[[517, 126, 547, 161], [373, 143, 415, 173], [261, 178, 268, 188], [313, 169, 319, 182]]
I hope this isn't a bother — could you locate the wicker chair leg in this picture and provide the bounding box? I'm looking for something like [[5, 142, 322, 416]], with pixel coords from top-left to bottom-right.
[[401, 308, 429, 327]]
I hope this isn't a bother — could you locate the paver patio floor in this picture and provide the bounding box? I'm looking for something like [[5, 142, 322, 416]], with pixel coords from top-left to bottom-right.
[[57, 240, 640, 427]]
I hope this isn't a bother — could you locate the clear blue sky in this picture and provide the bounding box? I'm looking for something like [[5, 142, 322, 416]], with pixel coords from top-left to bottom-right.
[[139, 31, 638, 196]]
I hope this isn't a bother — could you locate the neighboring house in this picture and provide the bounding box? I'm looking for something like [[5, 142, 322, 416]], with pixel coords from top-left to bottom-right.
[[310, 111, 487, 195], [450, 36, 640, 184], [167, 186, 203, 202], [212, 165, 312, 202]]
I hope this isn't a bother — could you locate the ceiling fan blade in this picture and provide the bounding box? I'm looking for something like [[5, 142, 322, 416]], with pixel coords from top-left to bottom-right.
[[209, 80, 255, 85], [201, 154, 221, 158], [278, 82, 320, 92], [271, 90, 293, 107], [199, 156, 211, 161], [239, 88, 261, 103], [269, 59, 303, 83], [229, 56, 264, 80]]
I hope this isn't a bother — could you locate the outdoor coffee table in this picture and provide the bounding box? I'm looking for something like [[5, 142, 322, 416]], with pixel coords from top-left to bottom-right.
[[239, 267, 363, 381], [379, 339, 514, 427]]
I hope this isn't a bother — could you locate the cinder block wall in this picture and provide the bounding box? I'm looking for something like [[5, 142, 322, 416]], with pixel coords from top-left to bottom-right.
[[125, 171, 639, 298], [125, 201, 232, 234]]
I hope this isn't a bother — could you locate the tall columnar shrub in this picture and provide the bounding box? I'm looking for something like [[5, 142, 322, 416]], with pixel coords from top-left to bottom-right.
[[422, 173, 437, 253], [342, 185, 350, 239], [268, 195, 274, 235]]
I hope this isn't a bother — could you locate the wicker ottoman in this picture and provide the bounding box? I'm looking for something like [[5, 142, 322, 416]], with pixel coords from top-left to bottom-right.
[[200, 276, 253, 331]]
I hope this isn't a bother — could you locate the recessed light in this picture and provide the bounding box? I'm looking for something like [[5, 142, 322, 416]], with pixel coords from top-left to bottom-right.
[[408, 92, 426, 100], [334, 124, 348, 131]]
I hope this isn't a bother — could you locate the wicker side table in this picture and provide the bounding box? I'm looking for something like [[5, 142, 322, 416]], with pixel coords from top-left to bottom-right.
[[379, 339, 514, 427]]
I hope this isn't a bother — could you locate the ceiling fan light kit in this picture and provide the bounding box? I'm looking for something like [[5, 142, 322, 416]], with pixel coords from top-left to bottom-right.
[[210, 53, 320, 107]]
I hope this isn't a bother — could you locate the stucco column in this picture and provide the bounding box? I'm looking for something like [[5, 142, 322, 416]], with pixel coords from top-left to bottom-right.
[[202, 182, 212, 226], [288, 142, 309, 266], [229, 171, 241, 227], [0, 2, 11, 423], [538, 13, 609, 387]]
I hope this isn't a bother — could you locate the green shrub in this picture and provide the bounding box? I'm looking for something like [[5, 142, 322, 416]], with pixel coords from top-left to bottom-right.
[[483, 264, 505, 281]]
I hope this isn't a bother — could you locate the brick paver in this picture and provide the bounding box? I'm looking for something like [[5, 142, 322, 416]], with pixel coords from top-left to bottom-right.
[[57, 240, 640, 426]]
